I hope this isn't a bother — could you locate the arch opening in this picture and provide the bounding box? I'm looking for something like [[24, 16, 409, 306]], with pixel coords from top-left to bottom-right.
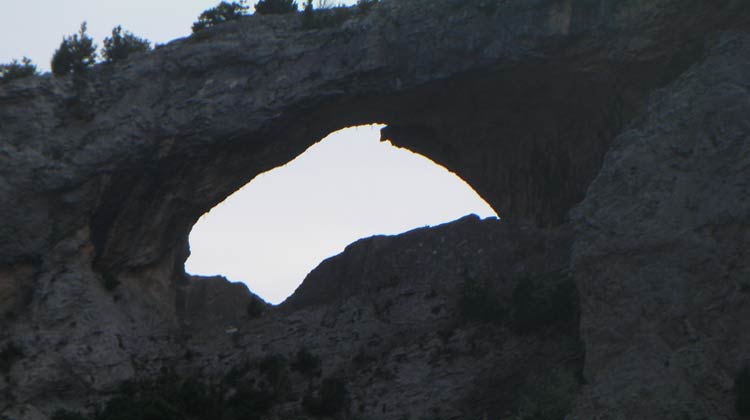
[[185, 124, 497, 304]]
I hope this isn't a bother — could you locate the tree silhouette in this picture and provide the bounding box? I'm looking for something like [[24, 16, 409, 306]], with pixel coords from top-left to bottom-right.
[[0, 57, 37, 84], [255, 0, 298, 15], [51, 22, 97, 76], [102, 26, 151, 63], [192, 1, 250, 33]]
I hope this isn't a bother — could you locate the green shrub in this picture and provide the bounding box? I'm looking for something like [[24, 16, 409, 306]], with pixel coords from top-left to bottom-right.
[[737, 366, 750, 416], [175, 379, 214, 414], [259, 353, 288, 385], [357, 0, 379, 12], [97, 395, 180, 420], [246, 295, 266, 318], [85, 370, 283, 420], [301, 0, 315, 26], [511, 271, 577, 334], [51, 409, 89, 420], [291, 346, 321, 377], [477, 0, 498, 15], [256, 353, 292, 402], [303, 377, 348, 417], [512, 368, 578, 420], [299, 0, 378, 30], [460, 277, 504, 322], [739, 276, 750, 293], [223, 362, 251, 386], [225, 385, 276, 419], [102, 273, 120, 291], [0, 57, 37, 84], [255, 0, 298, 15], [0, 341, 24, 373], [192, 1, 249, 33], [51, 22, 97, 76], [309, 6, 355, 28], [314, 0, 338, 8], [102, 26, 151, 63]]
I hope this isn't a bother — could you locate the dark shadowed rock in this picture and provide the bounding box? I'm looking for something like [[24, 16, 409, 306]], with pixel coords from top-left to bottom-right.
[[571, 32, 750, 418], [181, 216, 581, 419]]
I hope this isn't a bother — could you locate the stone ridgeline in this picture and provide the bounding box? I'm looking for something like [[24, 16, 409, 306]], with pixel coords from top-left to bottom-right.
[[0, 0, 749, 418]]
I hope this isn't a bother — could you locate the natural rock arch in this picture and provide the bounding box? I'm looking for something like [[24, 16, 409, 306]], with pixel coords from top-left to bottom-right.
[[1, 0, 748, 418], [1, 0, 722, 281]]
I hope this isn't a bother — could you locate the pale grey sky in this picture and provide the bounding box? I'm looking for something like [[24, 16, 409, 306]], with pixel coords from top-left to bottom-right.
[[2, 2, 497, 304], [0, 0, 360, 69], [186, 125, 496, 303]]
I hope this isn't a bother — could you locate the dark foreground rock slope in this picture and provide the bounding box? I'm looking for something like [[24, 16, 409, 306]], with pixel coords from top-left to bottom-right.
[[1, 0, 750, 418], [180, 216, 580, 420]]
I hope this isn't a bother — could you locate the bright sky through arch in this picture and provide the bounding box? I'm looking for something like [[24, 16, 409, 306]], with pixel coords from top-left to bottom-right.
[[185, 125, 497, 304]]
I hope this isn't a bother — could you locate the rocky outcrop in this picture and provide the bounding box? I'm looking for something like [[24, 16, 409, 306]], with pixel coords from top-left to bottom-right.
[[571, 33, 750, 418], [1, 0, 749, 418], [160, 216, 581, 420]]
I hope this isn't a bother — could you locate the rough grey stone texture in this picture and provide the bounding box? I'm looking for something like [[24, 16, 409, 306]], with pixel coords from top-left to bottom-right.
[[181, 215, 580, 420], [571, 33, 750, 419], [1, 0, 743, 274], [1, 215, 581, 419]]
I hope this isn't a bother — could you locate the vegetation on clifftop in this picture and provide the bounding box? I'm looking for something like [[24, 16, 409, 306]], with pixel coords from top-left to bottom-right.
[[0, 57, 37, 84], [255, 0, 299, 15], [102, 26, 151, 63], [301, 0, 379, 29], [192, 1, 251, 32], [51, 22, 97, 76], [0, 0, 382, 84]]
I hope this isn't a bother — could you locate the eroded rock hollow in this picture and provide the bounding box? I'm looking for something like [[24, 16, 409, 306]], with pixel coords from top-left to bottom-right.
[[1, 0, 749, 418]]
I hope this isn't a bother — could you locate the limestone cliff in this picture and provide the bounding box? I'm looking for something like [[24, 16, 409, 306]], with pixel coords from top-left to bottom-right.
[[571, 32, 750, 418], [1, 0, 749, 418], [180, 216, 580, 420]]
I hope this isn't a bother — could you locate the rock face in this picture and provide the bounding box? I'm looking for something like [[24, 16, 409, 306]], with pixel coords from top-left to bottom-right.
[[0, 0, 749, 418], [571, 33, 750, 418], [180, 216, 581, 420], [2, 0, 744, 274]]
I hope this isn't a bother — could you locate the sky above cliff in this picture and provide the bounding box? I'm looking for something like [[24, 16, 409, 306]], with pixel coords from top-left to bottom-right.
[[1, 1, 497, 304], [1, 0, 362, 69]]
